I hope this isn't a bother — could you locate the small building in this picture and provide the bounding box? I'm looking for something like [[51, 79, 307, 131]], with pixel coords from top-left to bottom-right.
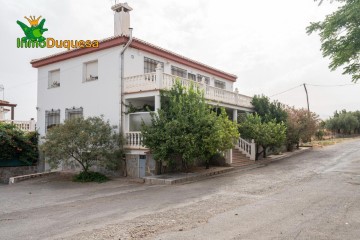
[[0, 100, 36, 132], [31, 3, 254, 177]]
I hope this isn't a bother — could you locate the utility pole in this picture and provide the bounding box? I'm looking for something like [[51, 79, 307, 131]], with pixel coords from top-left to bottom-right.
[[303, 83, 310, 116]]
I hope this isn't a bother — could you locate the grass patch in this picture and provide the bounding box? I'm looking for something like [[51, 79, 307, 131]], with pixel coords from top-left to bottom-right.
[[73, 171, 109, 183]]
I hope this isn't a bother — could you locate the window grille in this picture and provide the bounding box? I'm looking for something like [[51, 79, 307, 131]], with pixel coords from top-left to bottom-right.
[[197, 74, 210, 85], [65, 107, 83, 120], [144, 57, 164, 73], [171, 66, 187, 78], [45, 109, 60, 131]]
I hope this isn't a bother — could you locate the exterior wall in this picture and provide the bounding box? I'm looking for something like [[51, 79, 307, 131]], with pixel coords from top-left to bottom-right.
[[0, 166, 37, 183], [36, 46, 121, 136], [126, 154, 139, 177], [123, 48, 234, 91]]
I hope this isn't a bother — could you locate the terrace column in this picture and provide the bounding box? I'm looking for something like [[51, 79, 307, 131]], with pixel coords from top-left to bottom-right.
[[11, 106, 15, 120], [233, 109, 238, 123], [155, 63, 163, 111]]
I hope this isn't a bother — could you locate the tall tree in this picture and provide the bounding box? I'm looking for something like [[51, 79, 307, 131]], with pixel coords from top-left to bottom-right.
[[142, 81, 239, 170], [307, 0, 360, 82], [251, 95, 287, 123]]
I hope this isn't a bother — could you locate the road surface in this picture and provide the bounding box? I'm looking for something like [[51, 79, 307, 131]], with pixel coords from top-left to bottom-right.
[[0, 139, 359, 239]]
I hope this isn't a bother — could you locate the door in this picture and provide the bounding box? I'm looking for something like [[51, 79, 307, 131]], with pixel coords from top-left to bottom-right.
[[139, 155, 146, 178]]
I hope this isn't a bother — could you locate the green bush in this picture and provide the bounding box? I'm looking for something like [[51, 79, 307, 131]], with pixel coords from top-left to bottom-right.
[[73, 171, 109, 183], [0, 122, 38, 165]]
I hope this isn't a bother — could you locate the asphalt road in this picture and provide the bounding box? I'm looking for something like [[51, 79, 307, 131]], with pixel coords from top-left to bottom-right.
[[0, 139, 359, 240]]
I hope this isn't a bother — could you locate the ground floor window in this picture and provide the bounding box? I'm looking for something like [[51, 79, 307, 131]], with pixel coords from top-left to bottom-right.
[[65, 107, 83, 120], [45, 109, 60, 131]]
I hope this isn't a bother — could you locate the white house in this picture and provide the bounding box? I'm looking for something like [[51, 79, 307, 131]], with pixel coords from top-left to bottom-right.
[[31, 3, 254, 177]]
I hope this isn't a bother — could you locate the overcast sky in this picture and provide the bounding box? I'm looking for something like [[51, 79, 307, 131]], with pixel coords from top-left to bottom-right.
[[1, 0, 359, 121]]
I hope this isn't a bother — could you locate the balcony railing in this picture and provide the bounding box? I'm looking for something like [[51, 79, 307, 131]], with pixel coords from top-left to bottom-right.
[[125, 131, 146, 149], [123, 72, 253, 108], [0, 119, 36, 132]]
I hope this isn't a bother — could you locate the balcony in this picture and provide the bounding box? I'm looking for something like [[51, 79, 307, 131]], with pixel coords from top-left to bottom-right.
[[0, 119, 36, 132], [123, 72, 253, 109]]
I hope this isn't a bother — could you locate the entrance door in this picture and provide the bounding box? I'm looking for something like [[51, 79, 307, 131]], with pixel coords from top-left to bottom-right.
[[139, 155, 146, 178]]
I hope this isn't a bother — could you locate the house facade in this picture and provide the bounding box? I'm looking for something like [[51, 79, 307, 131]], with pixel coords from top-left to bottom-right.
[[31, 3, 254, 177]]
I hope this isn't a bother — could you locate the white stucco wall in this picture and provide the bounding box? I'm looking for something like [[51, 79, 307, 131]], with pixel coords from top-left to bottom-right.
[[36, 44, 237, 136], [36, 46, 121, 136]]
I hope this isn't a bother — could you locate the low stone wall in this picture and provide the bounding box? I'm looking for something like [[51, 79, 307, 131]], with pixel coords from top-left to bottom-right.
[[0, 166, 38, 183]]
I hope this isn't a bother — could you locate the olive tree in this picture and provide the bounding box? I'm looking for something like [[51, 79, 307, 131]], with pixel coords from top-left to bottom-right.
[[41, 116, 124, 173]]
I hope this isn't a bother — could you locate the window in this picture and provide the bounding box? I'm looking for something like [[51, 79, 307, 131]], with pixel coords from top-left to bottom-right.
[[171, 66, 187, 78], [197, 74, 210, 85], [48, 69, 60, 88], [65, 107, 83, 120], [45, 109, 60, 131], [214, 80, 226, 89], [188, 73, 196, 81], [84, 61, 98, 82], [144, 57, 164, 73]]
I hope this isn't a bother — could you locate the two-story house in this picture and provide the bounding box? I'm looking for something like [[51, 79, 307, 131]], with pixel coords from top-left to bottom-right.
[[31, 3, 254, 177]]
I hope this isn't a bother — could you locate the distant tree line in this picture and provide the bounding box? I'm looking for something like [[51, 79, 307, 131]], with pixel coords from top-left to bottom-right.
[[325, 110, 360, 135]]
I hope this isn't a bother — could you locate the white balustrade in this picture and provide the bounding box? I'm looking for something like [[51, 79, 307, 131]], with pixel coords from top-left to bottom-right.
[[125, 131, 145, 149], [123, 72, 253, 108], [123, 73, 157, 93], [236, 137, 256, 160], [0, 119, 36, 132]]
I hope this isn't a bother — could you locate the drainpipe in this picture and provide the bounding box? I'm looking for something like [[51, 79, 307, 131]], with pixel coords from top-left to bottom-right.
[[120, 29, 133, 177], [120, 29, 133, 133]]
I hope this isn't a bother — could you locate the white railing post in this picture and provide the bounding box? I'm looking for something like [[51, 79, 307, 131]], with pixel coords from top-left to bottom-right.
[[156, 63, 163, 90], [234, 88, 239, 105], [226, 149, 233, 164], [250, 139, 256, 160]]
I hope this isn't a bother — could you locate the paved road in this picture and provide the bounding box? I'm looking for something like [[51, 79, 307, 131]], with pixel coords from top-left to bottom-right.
[[0, 139, 360, 240]]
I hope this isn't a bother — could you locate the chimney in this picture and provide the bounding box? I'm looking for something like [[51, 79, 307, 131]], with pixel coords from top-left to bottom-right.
[[111, 2, 132, 36]]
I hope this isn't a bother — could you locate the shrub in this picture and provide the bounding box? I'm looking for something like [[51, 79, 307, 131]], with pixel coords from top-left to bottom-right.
[[73, 171, 109, 183], [0, 122, 38, 165]]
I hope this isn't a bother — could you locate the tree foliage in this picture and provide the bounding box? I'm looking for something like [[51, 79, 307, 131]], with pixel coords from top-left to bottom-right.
[[238, 114, 286, 159], [285, 107, 320, 150], [325, 110, 360, 134], [251, 95, 287, 123], [307, 0, 360, 82], [40, 116, 124, 173], [0, 122, 38, 165], [141, 80, 239, 170]]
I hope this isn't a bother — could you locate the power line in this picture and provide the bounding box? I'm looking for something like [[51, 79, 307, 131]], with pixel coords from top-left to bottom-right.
[[269, 84, 303, 97], [269, 82, 359, 97], [306, 83, 359, 87]]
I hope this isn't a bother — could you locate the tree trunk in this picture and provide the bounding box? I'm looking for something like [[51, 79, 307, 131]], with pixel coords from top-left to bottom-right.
[[263, 146, 267, 158]]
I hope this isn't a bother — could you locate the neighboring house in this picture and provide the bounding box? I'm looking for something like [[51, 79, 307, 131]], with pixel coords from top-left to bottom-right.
[[31, 3, 254, 177], [0, 100, 36, 132]]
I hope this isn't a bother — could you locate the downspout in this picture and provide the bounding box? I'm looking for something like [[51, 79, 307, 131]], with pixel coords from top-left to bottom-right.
[[120, 29, 133, 177]]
